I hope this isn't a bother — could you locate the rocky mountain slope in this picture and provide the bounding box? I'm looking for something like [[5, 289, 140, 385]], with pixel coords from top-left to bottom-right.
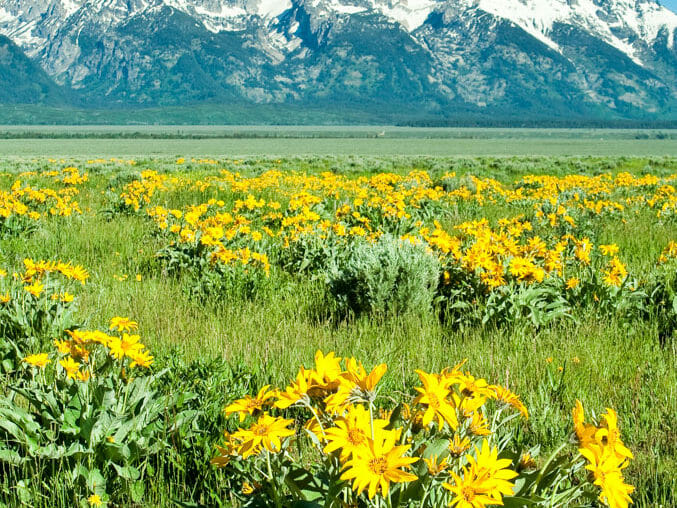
[[1, 0, 676, 119], [0, 33, 66, 104]]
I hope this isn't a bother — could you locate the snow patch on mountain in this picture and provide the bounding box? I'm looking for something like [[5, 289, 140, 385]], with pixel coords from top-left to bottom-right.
[[256, 0, 291, 18], [472, 0, 677, 63], [0, 6, 13, 22], [329, 1, 366, 15], [369, 0, 437, 31]]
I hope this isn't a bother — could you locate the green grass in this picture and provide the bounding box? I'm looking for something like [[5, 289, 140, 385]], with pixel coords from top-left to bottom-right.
[[0, 155, 676, 506], [0, 127, 676, 157]]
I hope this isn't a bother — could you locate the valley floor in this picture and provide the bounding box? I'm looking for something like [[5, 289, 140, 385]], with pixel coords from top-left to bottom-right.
[[0, 154, 675, 507]]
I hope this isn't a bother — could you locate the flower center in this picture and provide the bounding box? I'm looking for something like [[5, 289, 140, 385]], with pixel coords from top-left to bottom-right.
[[347, 428, 364, 446], [368, 456, 388, 475], [462, 486, 476, 501], [245, 399, 261, 410], [428, 393, 440, 409], [252, 424, 269, 436]]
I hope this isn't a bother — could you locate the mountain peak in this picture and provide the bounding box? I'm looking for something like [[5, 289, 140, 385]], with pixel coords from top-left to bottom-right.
[[0, 0, 676, 119]]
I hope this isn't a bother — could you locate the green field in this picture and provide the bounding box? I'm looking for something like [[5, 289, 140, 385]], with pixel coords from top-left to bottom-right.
[[0, 153, 676, 507], [0, 127, 676, 157]]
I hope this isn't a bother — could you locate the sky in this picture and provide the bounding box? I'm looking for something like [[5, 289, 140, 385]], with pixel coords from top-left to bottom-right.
[[662, 0, 677, 12]]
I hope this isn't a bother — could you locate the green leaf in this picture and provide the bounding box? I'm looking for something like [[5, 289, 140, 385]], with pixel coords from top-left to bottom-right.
[[130, 480, 145, 503], [112, 463, 140, 481], [0, 447, 24, 465]]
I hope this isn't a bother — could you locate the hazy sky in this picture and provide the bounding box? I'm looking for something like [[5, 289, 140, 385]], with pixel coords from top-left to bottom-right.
[[662, 0, 677, 12]]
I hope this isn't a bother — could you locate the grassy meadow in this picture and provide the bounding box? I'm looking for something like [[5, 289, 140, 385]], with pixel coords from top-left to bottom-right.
[[0, 152, 676, 507], [0, 127, 676, 157]]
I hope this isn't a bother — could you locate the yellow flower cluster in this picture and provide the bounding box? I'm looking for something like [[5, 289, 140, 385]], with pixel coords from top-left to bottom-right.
[[125, 167, 659, 297], [573, 401, 634, 508], [148, 202, 271, 273], [0, 168, 85, 223], [423, 218, 628, 290], [119, 170, 180, 212], [214, 351, 528, 503], [658, 240, 677, 264], [22, 258, 89, 284], [44, 317, 153, 381], [0, 259, 88, 304]]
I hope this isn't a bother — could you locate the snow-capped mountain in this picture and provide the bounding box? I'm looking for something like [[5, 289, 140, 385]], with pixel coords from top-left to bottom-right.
[[1, 0, 677, 119]]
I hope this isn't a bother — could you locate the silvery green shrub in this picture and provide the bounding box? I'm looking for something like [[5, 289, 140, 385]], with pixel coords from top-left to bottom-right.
[[326, 234, 440, 316]]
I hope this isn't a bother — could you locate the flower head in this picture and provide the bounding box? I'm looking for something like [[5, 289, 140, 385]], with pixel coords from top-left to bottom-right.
[[23, 353, 51, 369], [340, 427, 418, 499], [231, 413, 295, 458], [443, 439, 517, 508], [225, 385, 277, 422], [59, 356, 81, 379], [413, 369, 459, 430], [109, 316, 138, 333]]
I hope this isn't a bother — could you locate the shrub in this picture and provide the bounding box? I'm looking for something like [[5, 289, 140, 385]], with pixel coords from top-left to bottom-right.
[[326, 234, 440, 316]]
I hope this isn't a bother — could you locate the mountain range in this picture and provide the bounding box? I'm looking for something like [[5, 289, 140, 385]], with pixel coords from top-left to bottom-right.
[[1, 0, 677, 123]]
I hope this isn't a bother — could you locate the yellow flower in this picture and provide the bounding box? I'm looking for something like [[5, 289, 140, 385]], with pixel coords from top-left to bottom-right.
[[225, 385, 277, 422], [573, 400, 597, 449], [443, 439, 518, 508], [490, 385, 528, 419], [343, 358, 387, 394], [60, 292, 75, 302], [23, 353, 51, 369], [211, 436, 238, 467], [231, 413, 295, 458], [603, 257, 628, 287], [0, 292, 9, 304], [508, 257, 544, 283], [309, 350, 343, 391], [340, 427, 418, 499], [59, 356, 81, 379], [468, 411, 492, 436], [566, 277, 580, 289], [275, 367, 313, 409], [454, 372, 495, 413], [423, 454, 449, 476], [54, 339, 73, 355], [413, 369, 459, 430], [109, 333, 144, 360], [87, 494, 103, 507], [449, 435, 472, 457], [128, 349, 154, 368], [519, 452, 537, 470], [325, 359, 387, 413], [323, 404, 389, 460], [575, 238, 592, 265], [109, 316, 138, 333], [580, 447, 634, 508], [599, 244, 620, 256], [24, 280, 45, 297], [595, 408, 634, 461]]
